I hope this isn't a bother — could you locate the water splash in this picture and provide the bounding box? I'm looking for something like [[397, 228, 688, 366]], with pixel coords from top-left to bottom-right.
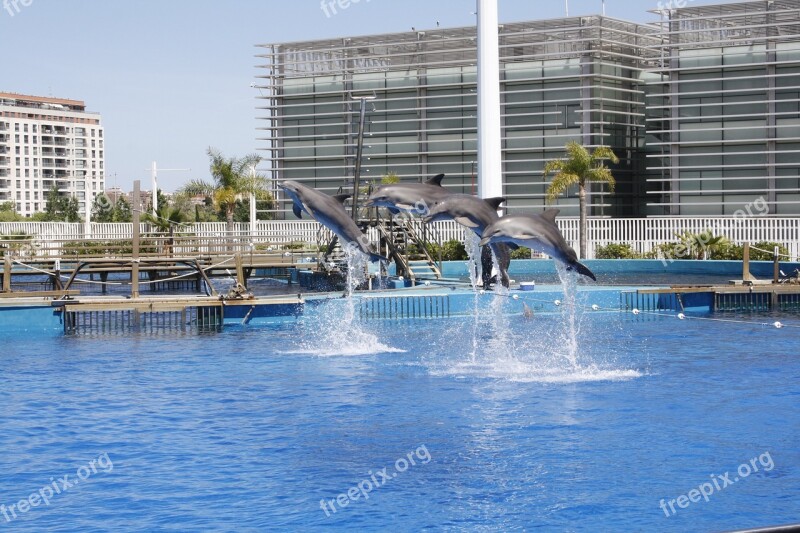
[[464, 231, 482, 291], [428, 256, 640, 383], [464, 231, 482, 362], [554, 262, 580, 367], [288, 247, 404, 357]]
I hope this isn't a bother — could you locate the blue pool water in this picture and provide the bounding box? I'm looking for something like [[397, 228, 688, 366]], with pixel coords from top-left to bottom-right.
[[0, 293, 798, 531]]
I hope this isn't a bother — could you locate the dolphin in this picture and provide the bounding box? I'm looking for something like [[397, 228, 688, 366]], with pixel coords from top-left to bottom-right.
[[422, 194, 512, 288], [479, 211, 597, 281], [363, 173, 452, 215], [279, 180, 388, 263]]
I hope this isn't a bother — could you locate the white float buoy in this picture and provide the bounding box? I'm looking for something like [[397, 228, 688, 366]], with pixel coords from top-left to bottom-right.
[[632, 308, 640, 315], [591, 304, 599, 311], [512, 294, 519, 300], [678, 313, 686, 320], [554, 299, 561, 306], [424, 281, 431, 286], [479, 289, 486, 295], [774, 321, 783, 329]]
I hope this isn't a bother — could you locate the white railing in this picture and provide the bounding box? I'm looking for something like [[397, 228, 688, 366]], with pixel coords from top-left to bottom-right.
[[0, 218, 797, 260]]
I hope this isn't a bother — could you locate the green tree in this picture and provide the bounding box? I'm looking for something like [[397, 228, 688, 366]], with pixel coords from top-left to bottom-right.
[[143, 205, 191, 256], [0, 201, 23, 222], [114, 197, 132, 222], [43, 187, 81, 222], [225, 190, 276, 222], [544, 141, 619, 259], [180, 148, 268, 235]]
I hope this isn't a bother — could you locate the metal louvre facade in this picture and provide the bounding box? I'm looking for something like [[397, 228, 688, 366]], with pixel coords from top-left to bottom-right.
[[255, 0, 800, 219], [646, 0, 800, 215], [256, 17, 659, 218]]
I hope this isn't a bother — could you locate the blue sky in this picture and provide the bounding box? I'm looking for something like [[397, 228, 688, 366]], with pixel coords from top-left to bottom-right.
[[0, 0, 674, 192]]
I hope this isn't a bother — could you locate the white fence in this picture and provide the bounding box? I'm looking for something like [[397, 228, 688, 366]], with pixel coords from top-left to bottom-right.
[[0, 218, 798, 260]]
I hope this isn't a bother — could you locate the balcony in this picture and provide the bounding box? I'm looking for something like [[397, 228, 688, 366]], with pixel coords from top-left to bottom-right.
[[0, 171, 8, 179], [42, 138, 69, 147], [0, 157, 9, 166]]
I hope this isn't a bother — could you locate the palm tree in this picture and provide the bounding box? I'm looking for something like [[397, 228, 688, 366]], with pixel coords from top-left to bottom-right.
[[544, 141, 619, 259], [180, 148, 269, 236], [143, 205, 190, 256]]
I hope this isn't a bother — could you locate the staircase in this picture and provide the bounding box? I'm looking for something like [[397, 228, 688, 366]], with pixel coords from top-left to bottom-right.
[[376, 217, 442, 283]]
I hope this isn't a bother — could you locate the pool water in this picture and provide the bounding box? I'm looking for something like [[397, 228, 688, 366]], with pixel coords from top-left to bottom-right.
[[0, 296, 798, 531]]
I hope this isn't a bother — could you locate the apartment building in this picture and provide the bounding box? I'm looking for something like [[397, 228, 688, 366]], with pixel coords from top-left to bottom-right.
[[0, 92, 105, 218]]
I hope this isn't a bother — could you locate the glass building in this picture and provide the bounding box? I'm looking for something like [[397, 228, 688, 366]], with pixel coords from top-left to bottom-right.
[[255, 0, 800, 218], [646, 0, 800, 215]]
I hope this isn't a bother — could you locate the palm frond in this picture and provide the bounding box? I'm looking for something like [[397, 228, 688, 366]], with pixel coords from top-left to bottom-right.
[[546, 172, 580, 202], [179, 179, 214, 197], [586, 167, 616, 193], [591, 145, 619, 164]]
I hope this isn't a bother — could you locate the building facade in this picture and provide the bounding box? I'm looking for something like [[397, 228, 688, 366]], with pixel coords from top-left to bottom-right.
[[646, 0, 800, 215], [255, 0, 800, 219], [0, 93, 105, 218]]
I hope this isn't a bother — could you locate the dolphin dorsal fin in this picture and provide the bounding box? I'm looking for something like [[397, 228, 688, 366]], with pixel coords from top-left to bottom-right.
[[425, 173, 445, 187], [484, 197, 507, 210], [332, 193, 352, 204], [540, 208, 560, 222]]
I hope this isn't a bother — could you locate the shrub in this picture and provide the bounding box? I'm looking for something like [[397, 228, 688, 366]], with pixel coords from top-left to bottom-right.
[[595, 243, 641, 259], [415, 240, 468, 261], [510, 246, 532, 259], [0, 231, 34, 254]]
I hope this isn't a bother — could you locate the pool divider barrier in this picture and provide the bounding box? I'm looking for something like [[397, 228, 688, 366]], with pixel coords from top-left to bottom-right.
[[358, 294, 450, 320]]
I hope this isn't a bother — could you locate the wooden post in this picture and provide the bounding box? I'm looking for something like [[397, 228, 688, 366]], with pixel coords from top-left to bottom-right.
[[131, 180, 141, 298], [773, 245, 780, 284], [235, 253, 246, 288], [742, 242, 756, 283], [3, 255, 11, 293]]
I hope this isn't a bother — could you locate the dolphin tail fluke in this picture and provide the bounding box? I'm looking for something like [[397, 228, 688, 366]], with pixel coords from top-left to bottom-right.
[[570, 261, 596, 281]]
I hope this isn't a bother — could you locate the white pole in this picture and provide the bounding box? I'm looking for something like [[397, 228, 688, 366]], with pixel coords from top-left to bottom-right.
[[151, 161, 158, 214], [477, 0, 503, 200], [602, 0, 606, 16], [565, 0, 569, 16], [249, 166, 257, 239]]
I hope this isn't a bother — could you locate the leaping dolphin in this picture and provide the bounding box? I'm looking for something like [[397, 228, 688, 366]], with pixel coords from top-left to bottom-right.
[[479, 211, 597, 281], [363, 173, 452, 215], [422, 194, 512, 288], [279, 180, 388, 263]]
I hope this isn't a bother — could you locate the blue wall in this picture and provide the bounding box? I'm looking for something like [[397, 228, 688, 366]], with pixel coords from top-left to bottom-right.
[[439, 259, 800, 278], [0, 305, 63, 336]]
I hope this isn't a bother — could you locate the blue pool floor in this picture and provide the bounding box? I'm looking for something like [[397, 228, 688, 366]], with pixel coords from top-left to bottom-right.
[[0, 286, 798, 531]]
